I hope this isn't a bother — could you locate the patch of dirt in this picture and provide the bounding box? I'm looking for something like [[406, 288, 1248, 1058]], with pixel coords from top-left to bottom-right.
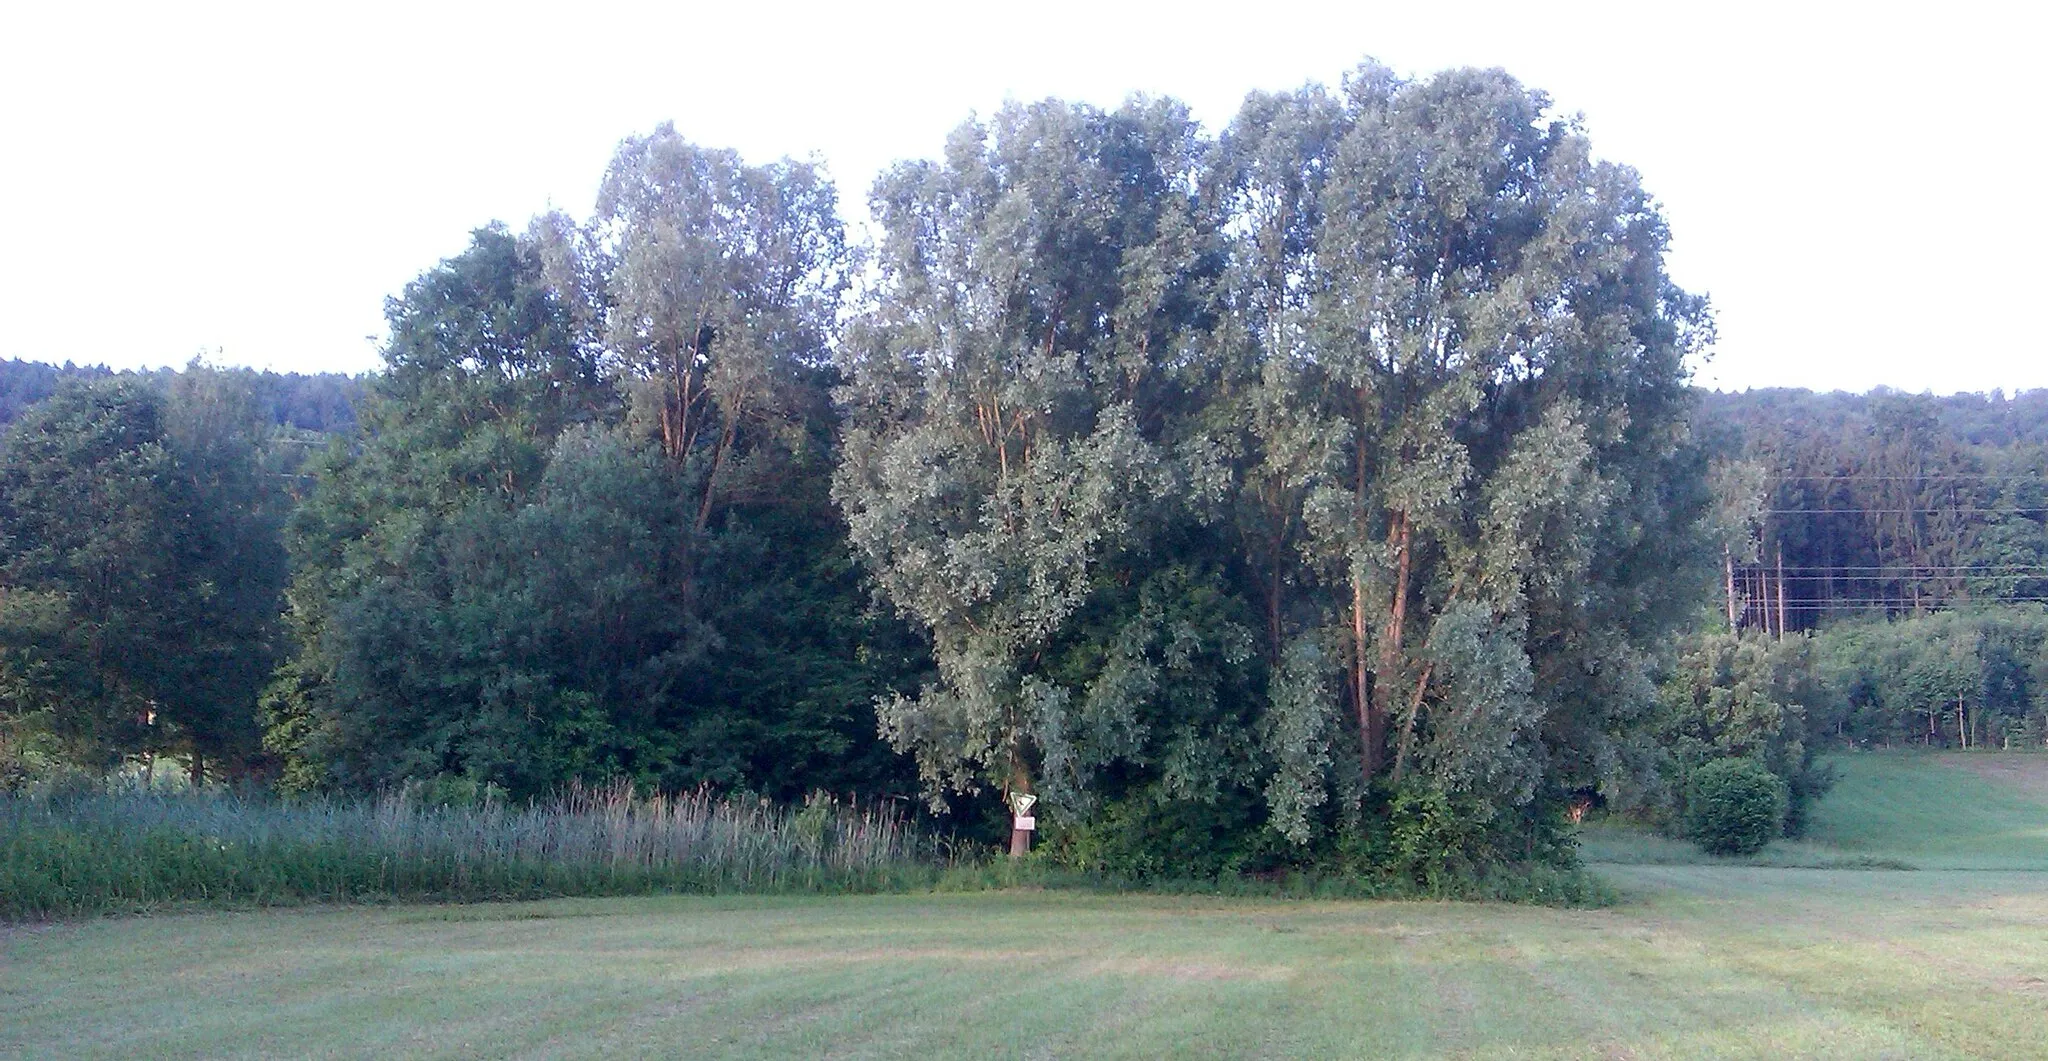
[[1943, 755, 2048, 803]]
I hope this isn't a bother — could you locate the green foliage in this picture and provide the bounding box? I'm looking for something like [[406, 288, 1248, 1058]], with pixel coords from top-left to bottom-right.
[[835, 64, 1708, 882], [0, 372, 288, 778], [837, 96, 1215, 813], [0, 358, 356, 434], [271, 183, 919, 803], [1697, 388, 2048, 625], [1811, 608, 2048, 751], [1044, 784, 1267, 882], [1384, 786, 1490, 888], [1684, 757, 1788, 856], [1656, 630, 1836, 834], [1340, 782, 1581, 890]]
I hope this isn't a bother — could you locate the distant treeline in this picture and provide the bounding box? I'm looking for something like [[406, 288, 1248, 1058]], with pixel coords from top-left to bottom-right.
[[0, 358, 358, 436], [1697, 389, 2048, 631]]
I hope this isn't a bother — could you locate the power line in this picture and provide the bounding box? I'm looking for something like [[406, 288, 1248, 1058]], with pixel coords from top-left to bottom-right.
[[1761, 579, 2048, 587], [1770, 565, 2048, 573], [1761, 512, 2048, 520], [1759, 595, 2048, 605], [1768, 474, 2046, 482], [1776, 600, 2048, 610]]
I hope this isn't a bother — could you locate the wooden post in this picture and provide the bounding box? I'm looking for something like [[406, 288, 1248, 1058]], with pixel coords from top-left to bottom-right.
[[1007, 790, 1036, 858]]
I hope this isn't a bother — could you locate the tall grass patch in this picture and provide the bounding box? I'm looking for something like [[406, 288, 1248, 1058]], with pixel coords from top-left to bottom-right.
[[1, 783, 953, 919]]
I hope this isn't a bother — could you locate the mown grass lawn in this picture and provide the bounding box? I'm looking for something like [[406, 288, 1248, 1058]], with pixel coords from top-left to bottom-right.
[[6, 752, 2047, 1060], [1807, 751, 2048, 869], [1581, 750, 2048, 872]]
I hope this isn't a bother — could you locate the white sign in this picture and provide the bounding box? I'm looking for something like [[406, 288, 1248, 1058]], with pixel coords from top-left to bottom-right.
[[1013, 815, 1036, 832]]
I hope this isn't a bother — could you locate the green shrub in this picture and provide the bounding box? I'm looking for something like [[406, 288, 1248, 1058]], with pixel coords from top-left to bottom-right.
[[1684, 758, 1788, 856], [1041, 786, 1264, 882]]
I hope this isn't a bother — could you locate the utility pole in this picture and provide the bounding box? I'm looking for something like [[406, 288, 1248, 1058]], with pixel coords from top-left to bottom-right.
[[1724, 546, 1738, 632], [1776, 545, 1788, 641]]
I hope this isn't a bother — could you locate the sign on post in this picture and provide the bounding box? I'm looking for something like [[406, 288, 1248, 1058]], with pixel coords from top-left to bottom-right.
[[1007, 792, 1038, 855]]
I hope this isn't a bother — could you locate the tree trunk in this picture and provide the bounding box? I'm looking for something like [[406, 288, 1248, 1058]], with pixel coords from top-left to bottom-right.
[[1351, 398, 1378, 782], [1367, 513, 1412, 780], [188, 748, 204, 789], [1724, 547, 1738, 631], [1761, 566, 1773, 638], [1352, 572, 1373, 781], [695, 409, 741, 533], [1267, 551, 1284, 663], [1391, 659, 1434, 783]]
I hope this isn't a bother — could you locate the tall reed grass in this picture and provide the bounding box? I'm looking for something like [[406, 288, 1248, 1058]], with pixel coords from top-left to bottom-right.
[[0, 781, 957, 919]]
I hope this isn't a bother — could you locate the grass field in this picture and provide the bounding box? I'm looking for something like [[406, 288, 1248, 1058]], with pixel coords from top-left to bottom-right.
[[6, 752, 2047, 1060], [1581, 750, 2048, 871]]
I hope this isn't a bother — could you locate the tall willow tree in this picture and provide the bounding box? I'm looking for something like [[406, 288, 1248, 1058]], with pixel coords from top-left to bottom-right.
[[1228, 64, 1712, 821], [1209, 85, 1349, 664], [584, 124, 847, 532], [842, 69, 1709, 859], [835, 99, 1221, 825]]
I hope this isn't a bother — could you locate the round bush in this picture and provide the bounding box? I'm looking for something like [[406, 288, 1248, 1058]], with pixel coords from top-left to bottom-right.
[[1684, 758, 1788, 856]]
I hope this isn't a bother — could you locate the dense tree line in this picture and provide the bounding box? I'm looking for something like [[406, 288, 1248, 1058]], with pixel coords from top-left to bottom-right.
[[261, 203, 928, 804], [1651, 607, 2048, 839], [1698, 388, 2048, 630], [0, 358, 358, 435], [0, 370, 290, 783], [1817, 609, 2048, 749], [17, 58, 2044, 876]]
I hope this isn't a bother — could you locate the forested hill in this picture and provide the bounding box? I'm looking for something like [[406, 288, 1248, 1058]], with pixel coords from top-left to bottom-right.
[[0, 358, 359, 434], [1695, 387, 2048, 632], [1699, 387, 2048, 450], [7, 362, 2044, 636]]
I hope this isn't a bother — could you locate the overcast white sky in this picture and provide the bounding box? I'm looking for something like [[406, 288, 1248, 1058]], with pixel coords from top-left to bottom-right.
[[2, 1, 2040, 393]]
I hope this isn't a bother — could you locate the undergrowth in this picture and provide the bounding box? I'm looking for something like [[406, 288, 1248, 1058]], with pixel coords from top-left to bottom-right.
[[934, 858, 1615, 907], [2, 783, 1616, 920], [0, 782, 950, 919]]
